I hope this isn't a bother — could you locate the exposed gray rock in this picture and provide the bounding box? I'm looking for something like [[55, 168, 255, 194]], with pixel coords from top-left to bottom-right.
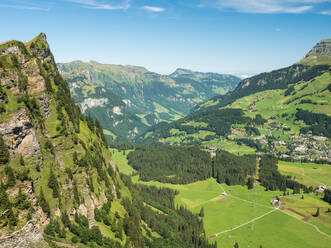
[[0, 71, 19, 88], [30, 49, 50, 59], [0, 45, 22, 55], [305, 39, 331, 58], [38, 93, 51, 118], [0, 221, 46, 248], [80, 97, 109, 112], [0, 109, 40, 157]]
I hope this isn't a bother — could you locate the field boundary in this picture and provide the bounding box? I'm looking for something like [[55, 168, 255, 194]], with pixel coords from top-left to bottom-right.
[[209, 209, 277, 238], [278, 209, 331, 239]]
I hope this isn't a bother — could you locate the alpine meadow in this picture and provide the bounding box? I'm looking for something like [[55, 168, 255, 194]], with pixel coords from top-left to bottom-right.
[[0, 1, 331, 248]]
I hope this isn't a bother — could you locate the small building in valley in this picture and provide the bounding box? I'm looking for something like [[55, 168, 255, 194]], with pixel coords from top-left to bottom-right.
[[271, 199, 280, 206]]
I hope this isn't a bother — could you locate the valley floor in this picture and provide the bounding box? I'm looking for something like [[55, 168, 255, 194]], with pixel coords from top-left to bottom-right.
[[111, 149, 331, 248]]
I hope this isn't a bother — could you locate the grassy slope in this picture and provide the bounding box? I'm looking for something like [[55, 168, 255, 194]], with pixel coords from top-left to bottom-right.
[[228, 72, 330, 120], [278, 161, 331, 187], [112, 150, 331, 248]]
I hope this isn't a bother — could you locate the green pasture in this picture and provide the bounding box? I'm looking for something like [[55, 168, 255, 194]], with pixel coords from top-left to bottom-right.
[[202, 139, 255, 155], [110, 149, 136, 175], [281, 194, 331, 235], [214, 209, 331, 248], [278, 161, 331, 187], [112, 149, 331, 248]]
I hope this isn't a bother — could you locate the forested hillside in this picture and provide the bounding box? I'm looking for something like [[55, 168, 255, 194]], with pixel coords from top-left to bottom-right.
[[58, 61, 240, 143], [0, 34, 215, 248]]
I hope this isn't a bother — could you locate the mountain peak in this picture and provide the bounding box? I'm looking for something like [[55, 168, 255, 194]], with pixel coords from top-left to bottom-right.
[[170, 68, 197, 77], [34, 32, 47, 43], [299, 38, 331, 65]]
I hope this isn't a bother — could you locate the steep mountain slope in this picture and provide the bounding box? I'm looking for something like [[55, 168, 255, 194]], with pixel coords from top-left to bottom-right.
[[57, 61, 240, 142], [137, 39, 331, 162], [0, 34, 216, 248], [194, 39, 331, 113]]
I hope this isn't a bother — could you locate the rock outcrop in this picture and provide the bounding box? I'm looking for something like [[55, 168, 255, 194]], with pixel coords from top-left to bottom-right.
[[0, 109, 40, 157], [305, 39, 331, 57], [0, 221, 46, 248], [0, 45, 22, 56]]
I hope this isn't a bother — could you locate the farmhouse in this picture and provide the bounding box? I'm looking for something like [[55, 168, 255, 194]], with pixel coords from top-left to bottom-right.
[[271, 199, 280, 206], [317, 185, 327, 192]]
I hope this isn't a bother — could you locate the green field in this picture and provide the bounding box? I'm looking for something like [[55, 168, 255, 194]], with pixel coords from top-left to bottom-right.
[[203, 139, 256, 155], [112, 150, 331, 248], [278, 161, 331, 187], [110, 149, 136, 175]]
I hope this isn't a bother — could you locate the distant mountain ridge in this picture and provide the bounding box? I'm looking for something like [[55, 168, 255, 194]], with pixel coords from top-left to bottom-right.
[[58, 61, 240, 142]]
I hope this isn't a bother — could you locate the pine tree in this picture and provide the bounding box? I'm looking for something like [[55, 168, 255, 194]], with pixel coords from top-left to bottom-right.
[[61, 211, 71, 228], [0, 134, 9, 164], [199, 208, 205, 218], [73, 180, 80, 205], [5, 166, 16, 187], [86, 114, 95, 131], [234, 242, 239, 248], [44, 219, 55, 236], [8, 208, 18, 228], [314, 208, 320, 217], [38, 188, 50, 216], [247, 177, 254, 189], [0, 184, 11, 209], [73, 151, 78, 164], [19, 155, 24, 166], [48, 169, 60, 198]]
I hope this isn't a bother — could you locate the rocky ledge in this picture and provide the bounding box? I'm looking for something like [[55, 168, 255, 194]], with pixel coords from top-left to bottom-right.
[[0, 109, 40, 157]]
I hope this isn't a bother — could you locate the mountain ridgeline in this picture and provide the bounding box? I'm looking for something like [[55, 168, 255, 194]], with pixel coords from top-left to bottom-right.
[[57, 61, 240, 143], [137, 39, 331, 163], [0, 34, 216, 248]]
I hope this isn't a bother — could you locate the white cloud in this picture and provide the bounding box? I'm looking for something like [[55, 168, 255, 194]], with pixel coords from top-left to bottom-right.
[[67, 0, 130, 10], [0, 0, 49, 11], [142, 6, 165, 12], [320, 10, 331, 14], [0, 4, 47, 10], [206, 0, 331, 14]]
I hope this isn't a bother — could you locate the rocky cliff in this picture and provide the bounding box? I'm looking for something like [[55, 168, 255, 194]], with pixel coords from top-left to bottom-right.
[[299, 38, 331, 65], [0, 33, 125, 247]]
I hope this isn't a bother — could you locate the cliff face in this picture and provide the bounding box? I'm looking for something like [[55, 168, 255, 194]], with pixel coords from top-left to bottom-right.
[[0, 34, 124, 247], [305, 39, 331, 57], [299, 39, 331, 65], [0, 108, 40, 158]]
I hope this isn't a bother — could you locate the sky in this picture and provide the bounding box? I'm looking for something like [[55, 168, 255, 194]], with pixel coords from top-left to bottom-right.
[[0, 0, 331, 77]]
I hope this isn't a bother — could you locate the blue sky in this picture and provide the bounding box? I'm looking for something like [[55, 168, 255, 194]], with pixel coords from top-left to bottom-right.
[[1, 0, 330, 77]]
